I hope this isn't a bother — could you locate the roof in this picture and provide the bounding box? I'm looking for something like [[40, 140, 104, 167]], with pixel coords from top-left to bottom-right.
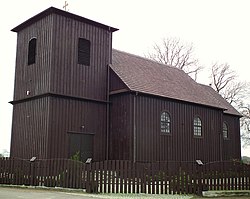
[[199, 84, 242, 116], [12, 7, 118, 32], [111, 49, 241, 116]]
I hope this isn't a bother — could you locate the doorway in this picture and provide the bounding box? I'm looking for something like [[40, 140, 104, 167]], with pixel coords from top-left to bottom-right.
[[68, 132, 94, 162]]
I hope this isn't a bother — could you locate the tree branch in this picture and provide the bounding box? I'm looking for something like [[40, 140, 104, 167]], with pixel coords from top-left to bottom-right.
[[146, 37, 202, 80]]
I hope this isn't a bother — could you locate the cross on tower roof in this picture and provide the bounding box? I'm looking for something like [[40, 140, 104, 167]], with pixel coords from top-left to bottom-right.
[[63, 1, 69, 11]]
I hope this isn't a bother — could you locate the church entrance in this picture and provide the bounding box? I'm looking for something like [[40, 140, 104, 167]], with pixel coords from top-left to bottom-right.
[[68, 132, 94, 162]]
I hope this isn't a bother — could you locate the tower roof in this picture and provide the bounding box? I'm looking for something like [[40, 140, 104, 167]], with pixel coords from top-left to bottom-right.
[[12, 7, 118, 32]]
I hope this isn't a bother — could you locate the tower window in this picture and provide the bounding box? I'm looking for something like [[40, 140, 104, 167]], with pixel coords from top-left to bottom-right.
[[28, 38, 37, 65], [78, 38, 90, 66]]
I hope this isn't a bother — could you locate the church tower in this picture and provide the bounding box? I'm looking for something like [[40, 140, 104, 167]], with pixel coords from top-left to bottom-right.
[[10, 7, 118, 161]]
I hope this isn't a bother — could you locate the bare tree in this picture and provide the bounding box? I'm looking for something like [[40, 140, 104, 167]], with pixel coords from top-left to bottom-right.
[[210, 62, 247, 106], [146, 38, 202, 80], [210, 62, 250, 147], [239, 104, 250, 146], [0, 149, 10, 157], [211, 63, 236, 93]]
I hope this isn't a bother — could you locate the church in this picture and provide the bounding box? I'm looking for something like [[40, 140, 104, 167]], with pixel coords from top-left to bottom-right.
[[10, 7, 241, 163]]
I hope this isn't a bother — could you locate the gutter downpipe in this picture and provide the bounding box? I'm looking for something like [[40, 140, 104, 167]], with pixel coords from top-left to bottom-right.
[[219, 111, 223, 162], [133, 92, 138, 163], [106, 27, 112, 160]]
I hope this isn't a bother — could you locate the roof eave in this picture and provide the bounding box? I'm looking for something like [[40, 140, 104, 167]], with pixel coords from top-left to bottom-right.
[[223, 111, 243, 118], [11, 7, 118, 33], [129, 90, 227, 111]]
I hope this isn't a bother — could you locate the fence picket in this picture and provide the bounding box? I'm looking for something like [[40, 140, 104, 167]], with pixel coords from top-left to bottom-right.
[[131, 162, 135, 193], [140, 163, 146, 193], [103, 160, 107, 193], [1, 158, 250, 195], [99, 161, 103, 193]]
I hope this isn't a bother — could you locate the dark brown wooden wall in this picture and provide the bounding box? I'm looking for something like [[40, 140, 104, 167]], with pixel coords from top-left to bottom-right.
[[48, 97, 107, 161], [110, 93, 241, 162], [222, 114, 241, 160], [109, 94, 133, 160], [10, 97, 50, 159], [51, 13, 111, 100], [10, 97, 107, 160], [11, 12, 112, 160], [13, 13, 111, 101], [134, 94, 222, 162], [13, 15, 53, 101], [109, 69, 128, 92]]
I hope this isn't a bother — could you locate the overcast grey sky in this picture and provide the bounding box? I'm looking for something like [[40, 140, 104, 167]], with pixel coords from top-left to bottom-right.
[[1, 0, 250, 156]]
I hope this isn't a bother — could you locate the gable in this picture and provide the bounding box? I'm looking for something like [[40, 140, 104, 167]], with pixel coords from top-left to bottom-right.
[[110, 69, 129, 94], [12, 7, 118, 33]]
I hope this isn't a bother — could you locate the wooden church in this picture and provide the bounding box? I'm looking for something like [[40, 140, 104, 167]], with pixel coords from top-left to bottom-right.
[[10, 7, 241, 163]]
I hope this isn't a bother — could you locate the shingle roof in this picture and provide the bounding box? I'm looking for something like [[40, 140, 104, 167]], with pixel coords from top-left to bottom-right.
[[111, 49, 241, 116], [199, 84, 241, 116]]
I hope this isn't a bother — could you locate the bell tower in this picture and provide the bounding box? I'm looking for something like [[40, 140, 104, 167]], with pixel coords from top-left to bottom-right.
[[10, 7, 118, 161]]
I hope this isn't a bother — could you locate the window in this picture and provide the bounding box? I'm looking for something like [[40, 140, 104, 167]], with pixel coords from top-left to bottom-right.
[[28, 38, 37, 65], [161, 111, 171, 134], [223, 122, 228, 139], [78, 38, 90, 65], [194, 116, 202, 136]]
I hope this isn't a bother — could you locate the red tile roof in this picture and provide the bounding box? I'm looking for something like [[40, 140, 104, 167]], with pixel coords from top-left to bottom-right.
[[111, 49, 241, 116]]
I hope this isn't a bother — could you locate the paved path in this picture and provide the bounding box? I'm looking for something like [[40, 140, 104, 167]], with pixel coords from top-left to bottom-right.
[[0, 187, 193, 199], [0, 187, 192, 199], [2, 187, 250, 199], [0, 187, 100, 199], [0, 187, 191, 199]]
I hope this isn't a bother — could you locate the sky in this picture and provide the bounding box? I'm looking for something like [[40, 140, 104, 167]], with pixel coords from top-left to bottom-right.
[[0, 0, 250, 157]]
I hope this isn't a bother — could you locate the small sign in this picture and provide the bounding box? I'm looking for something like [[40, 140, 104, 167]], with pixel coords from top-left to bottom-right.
[[30, 157, 36, 162], [196, 159, 203, 165], [85, 158, 92, 164]]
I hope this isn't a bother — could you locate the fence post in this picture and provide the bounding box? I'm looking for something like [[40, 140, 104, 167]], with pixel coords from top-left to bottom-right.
[[29, 157, 37, 186], [195, 160, 204, 196]]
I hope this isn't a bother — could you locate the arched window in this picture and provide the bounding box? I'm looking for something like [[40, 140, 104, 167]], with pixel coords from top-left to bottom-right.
[[161, 111, 171, 134], [194, 116, 202, 136], [28, 38, 37, 65], [223, 122, 228, 139]]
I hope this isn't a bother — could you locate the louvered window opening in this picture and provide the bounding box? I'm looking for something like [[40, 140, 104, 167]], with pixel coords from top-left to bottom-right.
[[78, 38, 90, 66], [28, 38, 37, 65]]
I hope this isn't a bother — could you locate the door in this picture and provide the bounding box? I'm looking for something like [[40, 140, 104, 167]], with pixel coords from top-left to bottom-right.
[[68, 132, 94, 162]]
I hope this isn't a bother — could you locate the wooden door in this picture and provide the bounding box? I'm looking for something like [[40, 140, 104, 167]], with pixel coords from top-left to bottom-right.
[[68, 132, 94, 162]]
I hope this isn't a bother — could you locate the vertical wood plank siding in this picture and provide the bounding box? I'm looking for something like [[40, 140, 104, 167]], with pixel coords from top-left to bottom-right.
[[10, 97, 107, 160], [10, 97, 50, 159], [222, 114, 241, 159], [110, 93, 240, 162], [48, 97, 106, 161], [109, 70, 128, 92], [109, 94, 133, 160], [13, 15, 53, 101], [10, 8, 240, 163], [51, 14, 110, 100], [13, 14, 110, 101], [11, 12, 112, 160]]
